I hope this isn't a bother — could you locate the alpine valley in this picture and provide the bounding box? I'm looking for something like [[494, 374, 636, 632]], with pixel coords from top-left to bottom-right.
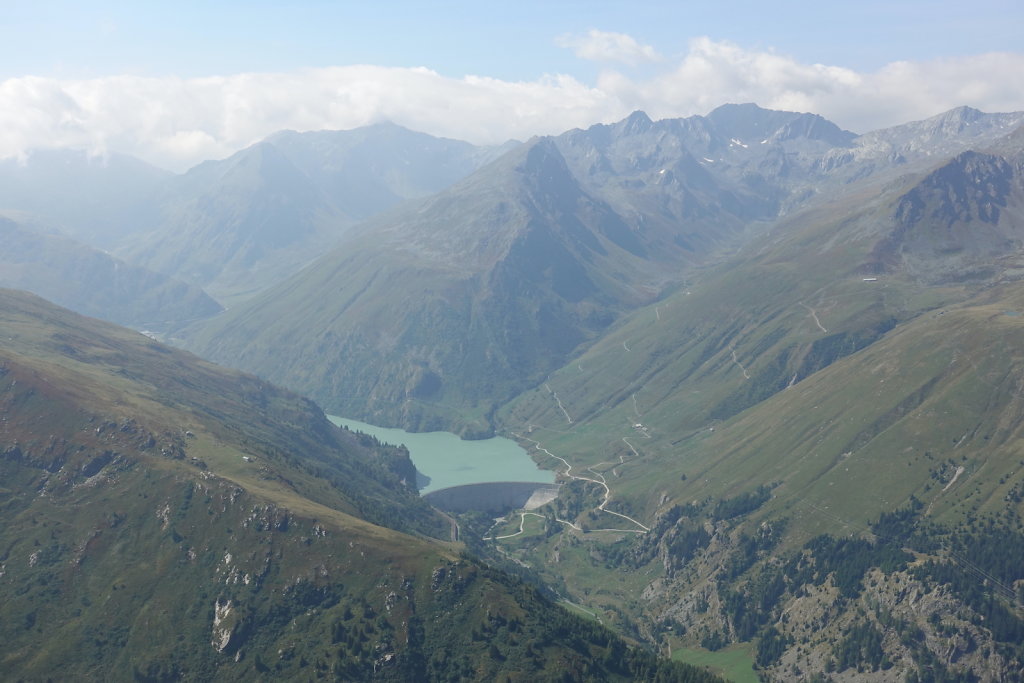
[[4, 104, 1024, 681], [0, 289, 714, 682]]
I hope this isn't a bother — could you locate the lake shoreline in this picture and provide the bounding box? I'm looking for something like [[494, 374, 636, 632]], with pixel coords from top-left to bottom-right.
[[328, 415, 554, 495]]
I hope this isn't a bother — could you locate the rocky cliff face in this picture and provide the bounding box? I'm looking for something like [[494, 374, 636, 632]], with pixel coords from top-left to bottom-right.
[[875, 150, 1024, 281]]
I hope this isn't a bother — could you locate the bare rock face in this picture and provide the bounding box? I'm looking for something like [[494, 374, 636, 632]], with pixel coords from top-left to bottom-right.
[[211, 598, 234, 653], [872, 150, 1024, 282]]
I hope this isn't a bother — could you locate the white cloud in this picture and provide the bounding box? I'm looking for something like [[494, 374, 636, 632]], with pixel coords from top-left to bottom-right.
[[617, 38, 1024, 134], [1, 39, 1022, 171], [0, 67, 624, 171], [556, 29, 661, 65]]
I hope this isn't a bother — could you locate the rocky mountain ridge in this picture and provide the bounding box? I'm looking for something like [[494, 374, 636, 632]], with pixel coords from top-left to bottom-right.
[[179, 105, 1024, 436], [7, 104, 1024, 679]]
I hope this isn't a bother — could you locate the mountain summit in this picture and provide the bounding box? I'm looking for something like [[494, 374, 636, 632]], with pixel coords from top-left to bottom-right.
[[115, 123, 513, 306], [181, 136, 668, 435]]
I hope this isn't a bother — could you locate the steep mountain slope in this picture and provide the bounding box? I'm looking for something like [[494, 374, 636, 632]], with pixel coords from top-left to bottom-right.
[[499, 124, 1024, 528], [0, 216, 222, 332], [879, 149, 1024, 280], [120, 124, 511, 305], [0, 289, 718, 682], [181, 137, 693, 436], [0, 287, 443, 535], [486, 129, 1024, 680], [815, 105, 1024, 187], [495, 280, 1024, 680], [179, 107, 868, 435], [118, 142, 352, 305], [552, 110, 778, 258], [178, 107, 1024, 441], [266, 122, 516, 220], [552, 105, 859, 243], [11, 105, 1024, 681], [490, 109, 1024, 442], [853, 105, 1024, 163]]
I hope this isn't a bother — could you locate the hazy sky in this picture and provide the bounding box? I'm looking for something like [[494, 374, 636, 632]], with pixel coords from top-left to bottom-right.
[[3, 1, 1023, 170]]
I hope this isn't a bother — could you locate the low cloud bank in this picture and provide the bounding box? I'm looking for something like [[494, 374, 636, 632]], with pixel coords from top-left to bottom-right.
[[2, 38, 1021, 171]]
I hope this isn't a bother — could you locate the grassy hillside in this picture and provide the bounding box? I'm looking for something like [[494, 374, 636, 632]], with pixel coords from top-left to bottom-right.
[[168, 111, 1024, 679], [180, 138, 693, 437], [0, 289, 720, 681], [479, 145, 1024, 680], [177, 108, 1024, 441], [496, 138, 1024, 524], [0, 287, 443, 536]]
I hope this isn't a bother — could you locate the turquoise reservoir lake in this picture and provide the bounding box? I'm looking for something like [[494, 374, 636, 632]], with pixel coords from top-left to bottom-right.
[[327, 416, 555, 494]]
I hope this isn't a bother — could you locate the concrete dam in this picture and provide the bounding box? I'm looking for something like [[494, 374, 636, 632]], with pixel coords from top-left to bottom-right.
[[423, 481, 561, 514]]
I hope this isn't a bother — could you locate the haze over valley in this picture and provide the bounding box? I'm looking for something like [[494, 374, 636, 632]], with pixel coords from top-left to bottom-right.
[[3, 3, 1024, 681]]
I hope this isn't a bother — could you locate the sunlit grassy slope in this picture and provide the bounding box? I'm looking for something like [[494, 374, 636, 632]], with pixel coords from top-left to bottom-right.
[[481, 146, 1024, 680], [497, 153, 1024, 538], [0, 289, 721, 681]]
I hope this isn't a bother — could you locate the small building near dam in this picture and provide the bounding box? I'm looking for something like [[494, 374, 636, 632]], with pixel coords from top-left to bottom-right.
[[424, 481, 561, 514]]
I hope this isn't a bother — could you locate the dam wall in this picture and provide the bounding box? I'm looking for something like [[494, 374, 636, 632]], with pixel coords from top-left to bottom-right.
[[424, 481, 561, 514]]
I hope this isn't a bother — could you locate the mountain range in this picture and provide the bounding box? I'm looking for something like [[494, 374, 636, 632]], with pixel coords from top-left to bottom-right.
[[0, 148, 170, 249], [178, 104, 1024, 680], [178, 105, 1024, 433], [115, 123, 513, 305], [4, 103, 1024, 680], [0, 125, 512, 309], [0, 215, 222, 332]]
